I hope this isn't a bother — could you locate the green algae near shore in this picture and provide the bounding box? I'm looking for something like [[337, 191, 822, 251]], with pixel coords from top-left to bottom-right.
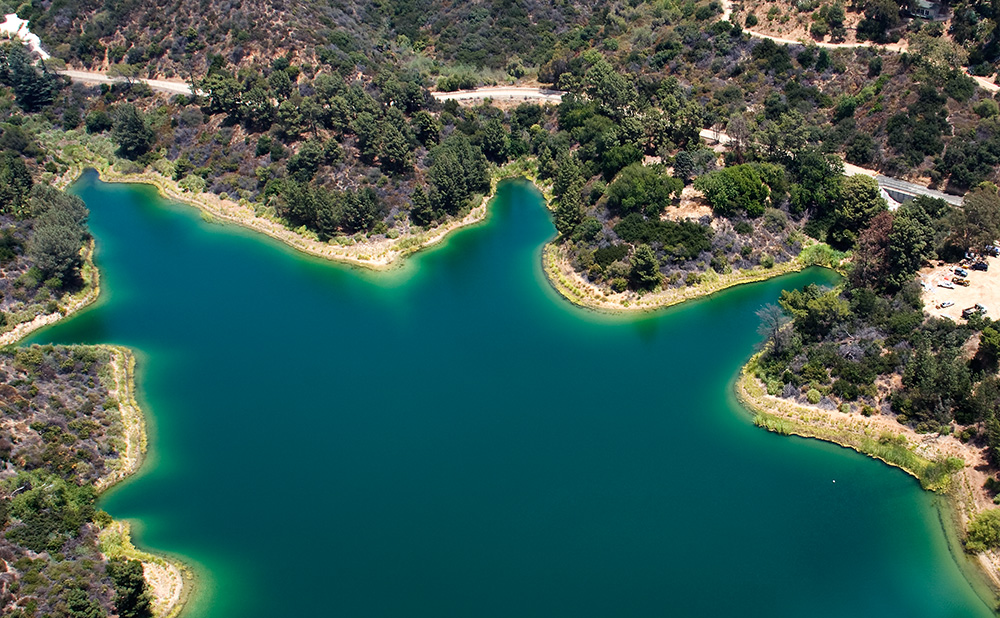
[[27, 172, 997, 618]]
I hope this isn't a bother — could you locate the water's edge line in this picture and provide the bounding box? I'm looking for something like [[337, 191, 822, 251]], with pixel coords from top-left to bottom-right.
[[734, 352, 1000, 611], [75, 161, 543, 272], [0, 238, 100, 346], [98, 345, 193, 618]]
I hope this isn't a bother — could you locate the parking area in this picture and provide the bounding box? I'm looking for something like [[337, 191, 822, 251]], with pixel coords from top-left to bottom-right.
[[921, 253, 1000, 322]]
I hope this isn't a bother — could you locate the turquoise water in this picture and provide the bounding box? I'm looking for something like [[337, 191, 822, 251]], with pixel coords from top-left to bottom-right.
[[30, 171, 994, 617]]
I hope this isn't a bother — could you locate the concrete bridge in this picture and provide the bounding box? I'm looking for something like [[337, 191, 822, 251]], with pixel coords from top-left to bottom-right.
[[876, 175, 964, 207]]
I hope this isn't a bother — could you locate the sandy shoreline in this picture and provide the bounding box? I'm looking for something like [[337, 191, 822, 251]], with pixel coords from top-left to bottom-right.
[[96, 345, 192, 618], [0, 238, 100, 346], [542, 242, 810, 313], [66, 159, 541, 271], [735, 353, 1000, 604]]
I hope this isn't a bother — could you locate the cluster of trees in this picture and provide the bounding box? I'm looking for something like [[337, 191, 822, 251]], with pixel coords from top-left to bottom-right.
[[0, 149, 89, 321], [27, 186, 90, 285], [0, 44, 56, 112], [754, 188, 1000, 472], [265, 180, 384, 236]]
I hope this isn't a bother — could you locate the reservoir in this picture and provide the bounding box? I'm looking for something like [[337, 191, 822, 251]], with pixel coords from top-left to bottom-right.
[[30, 171, 994, 617]]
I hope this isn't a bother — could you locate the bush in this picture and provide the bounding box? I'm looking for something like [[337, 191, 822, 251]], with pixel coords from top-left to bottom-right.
[[760, 253, 775, 268], [178, 175, 207, 193], [807, 388, 821, 404], [967, 509, 1000, 553], [85, 110, 113, 134], [974, 99, 999, 119], [593, 244, 629, 268]]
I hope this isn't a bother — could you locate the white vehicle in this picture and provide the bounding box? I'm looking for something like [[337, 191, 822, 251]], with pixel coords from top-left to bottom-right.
[[939, 281, 955, 289], [940, 301, 954, 308]]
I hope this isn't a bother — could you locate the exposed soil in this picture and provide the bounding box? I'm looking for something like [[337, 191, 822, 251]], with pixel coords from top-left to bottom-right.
[[920, 254, 1000, 322]]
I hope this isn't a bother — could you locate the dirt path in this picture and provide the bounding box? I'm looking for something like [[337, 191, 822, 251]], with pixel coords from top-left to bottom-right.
[[58, 69, 194, 95], [430, 86, 564, 104], [721, 0, 995, 88]]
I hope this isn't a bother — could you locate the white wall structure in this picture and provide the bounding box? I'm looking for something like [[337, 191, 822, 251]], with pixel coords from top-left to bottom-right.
[[0, 14, 50, 60]]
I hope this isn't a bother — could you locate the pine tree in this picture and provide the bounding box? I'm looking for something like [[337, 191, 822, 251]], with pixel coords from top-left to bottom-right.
[[629, 244, 662, 290], [410, 185, 434, 226], [112, 104, 155, 159], [554, 179, 584, 236]]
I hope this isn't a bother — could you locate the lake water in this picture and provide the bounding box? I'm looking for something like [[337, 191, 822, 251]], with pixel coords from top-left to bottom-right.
[[29, 171, 995, 617]]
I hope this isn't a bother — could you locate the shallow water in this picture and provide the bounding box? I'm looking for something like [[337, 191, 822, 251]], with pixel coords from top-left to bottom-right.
[[30, 171, 994, 617]]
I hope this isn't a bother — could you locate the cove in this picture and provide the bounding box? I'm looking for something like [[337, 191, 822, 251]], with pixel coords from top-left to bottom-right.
[[28, 170, 994, 617]]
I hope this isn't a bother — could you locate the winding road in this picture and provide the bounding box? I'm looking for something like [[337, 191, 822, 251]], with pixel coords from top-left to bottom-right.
[[56, 55, 964, 204]]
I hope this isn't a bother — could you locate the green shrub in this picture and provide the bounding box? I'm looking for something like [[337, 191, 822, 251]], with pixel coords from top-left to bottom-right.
[[178, 175, 206, 193], [806, 388, 821, 404], [965, 509, 1000, 553], [760, 253, 775, 269]]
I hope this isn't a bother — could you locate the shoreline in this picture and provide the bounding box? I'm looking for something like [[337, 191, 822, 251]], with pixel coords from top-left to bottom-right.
[[735, 351, 1000, 607], [0, 238, 100, 346], [542, 241, 810, 313], [50, 146, 812, 315], [97, 344, 193, 618], [64, 158, 542, 271]]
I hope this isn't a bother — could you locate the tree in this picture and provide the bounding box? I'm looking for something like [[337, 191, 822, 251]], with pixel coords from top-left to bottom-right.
[[949, 186, 1000, 254], [200, 73, 241, 116], [554, 179, 584, 236], [830, 174, 886, 248], [725, 113, 752, 162], [65, 588, 105, 618], [629, 244, 662, 290], [0, 151, 33, 218], [376, 119, 413, 175], [850, 211, 893, 289], [112, 104, 154, 159], [410, 185, 434, 226], [606, 163, 681, 218], [584, 56, 636, 119], [27, 186, 89, 282], [427, 135, 489, 216], [552, 154, 583, 201], [481, 117, 510, 163], [779, 284, 850, 340], [979, 326, 1000, 366], [411, 111, 440, 146], [341, 188, 381, 233], [107, 558, 153, 618], [757, 303, 793, 355], [694, 163, 774, 217], [1, 44, 56, 112], [286, 140, 325, 182], [885, 205, 935, 289], [788, 148, 843, 216]]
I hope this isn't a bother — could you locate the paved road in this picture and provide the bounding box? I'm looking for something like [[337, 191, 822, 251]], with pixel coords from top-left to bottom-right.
[[877, 175, 964, 206], [699, 129, 964, 205], [430, 86, 564, 104], [58, 69, 194, 95]]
